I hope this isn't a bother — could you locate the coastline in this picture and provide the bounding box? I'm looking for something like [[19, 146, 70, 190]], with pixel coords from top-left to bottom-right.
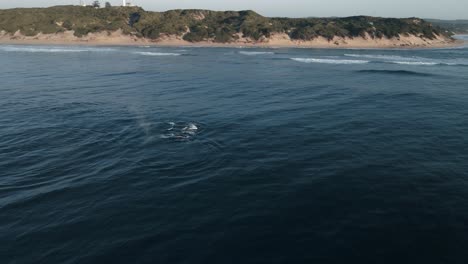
[[0, 30, 463, 49]]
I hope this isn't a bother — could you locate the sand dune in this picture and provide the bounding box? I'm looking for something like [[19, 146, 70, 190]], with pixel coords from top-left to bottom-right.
[[0, 30, 462, 48]]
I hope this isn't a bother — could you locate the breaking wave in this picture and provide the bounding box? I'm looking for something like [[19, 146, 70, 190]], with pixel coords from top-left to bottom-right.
[[344, 54, 426, 61], [239, 51, 275, 56], [291, 58, 369, 64], [390, 61, 439, 66], [344, 53, 468, 66], [389, 61, 468, 66], [0, 46, 89, 53], [134, 52, 182, 56], [0, 46, 120, 53]]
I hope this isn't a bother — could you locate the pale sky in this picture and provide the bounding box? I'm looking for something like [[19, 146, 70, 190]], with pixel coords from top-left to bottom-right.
[[1, 0, 466, 19]]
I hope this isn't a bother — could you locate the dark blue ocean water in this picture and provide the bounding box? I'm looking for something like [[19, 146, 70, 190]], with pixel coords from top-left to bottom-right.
[[1, 36, 468, 264]]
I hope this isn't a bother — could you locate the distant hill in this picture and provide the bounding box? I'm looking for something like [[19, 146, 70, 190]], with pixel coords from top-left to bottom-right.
[[426, 19, 468, 34], [0, 6, 455, 45]]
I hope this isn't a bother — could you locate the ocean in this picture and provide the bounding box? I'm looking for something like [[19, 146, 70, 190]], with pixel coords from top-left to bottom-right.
[[1, 36, 468, 263]]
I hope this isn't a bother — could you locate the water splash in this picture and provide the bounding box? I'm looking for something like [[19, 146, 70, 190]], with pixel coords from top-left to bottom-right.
[[161, 122, 200, 140]]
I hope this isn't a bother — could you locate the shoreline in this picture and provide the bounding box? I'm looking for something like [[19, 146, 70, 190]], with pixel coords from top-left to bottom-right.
[[0, 31, 464, 49], [0, 39, 463, 50]]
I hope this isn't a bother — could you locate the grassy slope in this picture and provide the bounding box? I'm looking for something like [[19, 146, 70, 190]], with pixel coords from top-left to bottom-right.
[[0, 6, 453, 42]]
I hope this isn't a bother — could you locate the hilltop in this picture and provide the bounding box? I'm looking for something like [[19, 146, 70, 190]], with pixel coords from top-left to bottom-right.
[[426, 19, 468, 34], [0, 5, 459, 48]]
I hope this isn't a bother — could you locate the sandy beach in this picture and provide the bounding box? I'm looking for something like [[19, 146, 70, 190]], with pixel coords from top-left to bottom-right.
[[0, 30, 463, 49]]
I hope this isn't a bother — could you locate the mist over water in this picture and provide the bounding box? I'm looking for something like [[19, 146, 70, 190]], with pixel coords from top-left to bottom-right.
[[1, 39, 468, 263]]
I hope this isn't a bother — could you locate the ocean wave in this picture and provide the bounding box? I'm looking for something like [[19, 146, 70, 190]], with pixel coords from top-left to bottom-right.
[[390, 61, 439, 66], [344, 53, 468, 66], [100, 71, 139, 77], [388, 60, 468, 66], [0, 46, 88, 53], [134, 51, 181, 56], [239, 51, 275, 56], [357, 69, 435, 77], [0, 46, 118, 53], [291, 58, 369, 64], [344, 54, 426, 61], [345, 54, 436, 64]]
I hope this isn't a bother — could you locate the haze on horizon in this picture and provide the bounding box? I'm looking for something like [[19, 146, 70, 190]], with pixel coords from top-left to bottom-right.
[[1, 0, 466, 20]]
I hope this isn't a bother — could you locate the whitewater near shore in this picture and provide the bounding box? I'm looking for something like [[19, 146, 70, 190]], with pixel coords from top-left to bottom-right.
[[1, 41, 467, 67], [0, 30, 462, 49]]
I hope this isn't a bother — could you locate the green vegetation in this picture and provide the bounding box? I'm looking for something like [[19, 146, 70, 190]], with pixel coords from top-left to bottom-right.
[[0, 6, 142, 37], [0, 5, 453, 41], [426, 19, 468, 34]]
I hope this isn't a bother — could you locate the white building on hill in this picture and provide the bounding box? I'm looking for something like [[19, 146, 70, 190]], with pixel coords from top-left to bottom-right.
[[122, 0, 134, 6]]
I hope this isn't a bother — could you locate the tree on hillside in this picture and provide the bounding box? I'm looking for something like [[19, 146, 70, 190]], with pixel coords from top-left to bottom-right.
[[92, 1, 100, 8], [105, 2, 112, 8]]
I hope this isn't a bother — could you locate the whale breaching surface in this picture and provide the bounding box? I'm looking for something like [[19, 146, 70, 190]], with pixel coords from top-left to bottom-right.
[[161, 122, 199, 140]]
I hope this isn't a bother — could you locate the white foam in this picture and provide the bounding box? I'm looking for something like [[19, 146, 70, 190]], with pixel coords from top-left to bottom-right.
[[0, 46, 118, 53], [390, 61, 439, 66], [0, 46, 88, 53], [291, 58, 369, 64], [134, 51, 181, 56], [344, 53, 468, 66], [184, 123, 198, 131], [160, 133, 176, 139], [239, 51, 275, 56], [344, 54, 423, 61], [440, 59, 468, 66], [161, 122, 199, 140], [167, 122, 175, 131], [392, 61, 468, 66]]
